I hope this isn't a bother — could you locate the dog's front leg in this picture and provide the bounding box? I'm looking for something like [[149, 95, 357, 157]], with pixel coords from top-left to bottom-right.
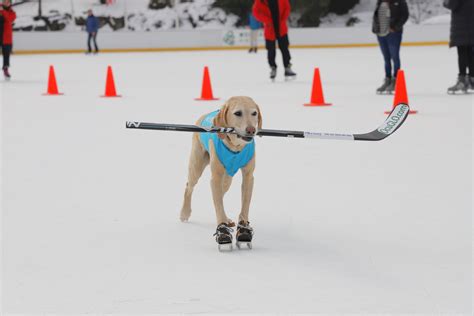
[[209, 141, 230, 225], [239, 156, 255, 224]]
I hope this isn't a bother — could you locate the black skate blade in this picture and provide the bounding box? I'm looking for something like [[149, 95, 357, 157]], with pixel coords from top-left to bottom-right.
[[236, 241, 252, 250], [284, 76, 296, 81], [218, 243, 233, 252]]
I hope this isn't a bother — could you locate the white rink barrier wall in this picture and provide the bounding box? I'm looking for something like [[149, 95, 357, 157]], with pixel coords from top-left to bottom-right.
[[13, 24, 449, 54]]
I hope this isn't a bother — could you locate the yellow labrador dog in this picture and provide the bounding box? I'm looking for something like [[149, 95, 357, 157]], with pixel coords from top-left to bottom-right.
[[180, 96, 262, 249]]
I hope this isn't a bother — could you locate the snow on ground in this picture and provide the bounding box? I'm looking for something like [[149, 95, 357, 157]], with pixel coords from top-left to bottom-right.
[[421, 14, 451, 25], [1, 45, 472, 314]]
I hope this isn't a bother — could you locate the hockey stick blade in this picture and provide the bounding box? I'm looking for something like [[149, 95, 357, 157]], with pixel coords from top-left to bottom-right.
[[353, 103, 410, 141], [254, 103, 410, 141]]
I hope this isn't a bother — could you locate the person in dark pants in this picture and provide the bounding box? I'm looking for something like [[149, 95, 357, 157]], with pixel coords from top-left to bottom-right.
[[86, 9, 99, 54], [0, 0, 16, 80], [253, 0, 296, 80], [444, 0, 474, 94], [372, 0, 409, 94]]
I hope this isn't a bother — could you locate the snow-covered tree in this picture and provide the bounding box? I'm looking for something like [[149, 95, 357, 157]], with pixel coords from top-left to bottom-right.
[[407, 0, 447, 24]]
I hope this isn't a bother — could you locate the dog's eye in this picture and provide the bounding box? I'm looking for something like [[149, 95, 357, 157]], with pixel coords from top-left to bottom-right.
[[251, 111, 258, 116], [234, 111, 242, 117]]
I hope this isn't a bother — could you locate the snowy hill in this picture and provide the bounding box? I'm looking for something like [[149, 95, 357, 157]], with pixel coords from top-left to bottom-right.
[[320, 0, 450, 28], [13, 0, 236, 31], [12, 0, 450, 32]]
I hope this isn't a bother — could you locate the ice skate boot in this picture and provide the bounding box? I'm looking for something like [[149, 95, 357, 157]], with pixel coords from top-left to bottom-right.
[[376, 77, 391, 94], [236, 221, 253, 249], [385, 77, 396, 94], [447, 75, 468, 94], [284, 64, 297, 81], [214, 223, 233, 251], [468, 76, 474, 92], [270, 66, 277, 82], [3, 67, 11, 80]]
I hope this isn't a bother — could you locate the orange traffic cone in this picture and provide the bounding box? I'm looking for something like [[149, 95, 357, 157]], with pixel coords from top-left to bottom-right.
[[43, 65, 63, 95], [304, 68, 331, 106], [195, 66, 219, 101], [101, 65, 121, 97], [385, 69, 417, 114]]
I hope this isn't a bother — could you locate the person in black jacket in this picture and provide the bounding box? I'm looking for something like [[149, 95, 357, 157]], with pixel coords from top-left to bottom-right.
[[444, 0, 474, 94], [372, 0, 409, 94]]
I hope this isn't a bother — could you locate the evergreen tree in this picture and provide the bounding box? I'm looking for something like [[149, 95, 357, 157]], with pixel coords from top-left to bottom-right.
[[328, 0, 359, 15], [148, 0, 172, 10], [212, 0, 254, 26], [212, 0, 362, 28], [292, 0, 331, 27]]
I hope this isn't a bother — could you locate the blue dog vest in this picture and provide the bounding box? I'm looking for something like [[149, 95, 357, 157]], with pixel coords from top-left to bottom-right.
[[200, 110, 255, 177]]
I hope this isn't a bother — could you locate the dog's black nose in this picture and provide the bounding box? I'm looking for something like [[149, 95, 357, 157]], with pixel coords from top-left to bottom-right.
[[246, 126, 256, 135]]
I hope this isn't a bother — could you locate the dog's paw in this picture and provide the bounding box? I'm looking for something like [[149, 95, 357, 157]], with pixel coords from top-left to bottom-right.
[[180, 212, 191, 222], [180, 208, 192, 222]]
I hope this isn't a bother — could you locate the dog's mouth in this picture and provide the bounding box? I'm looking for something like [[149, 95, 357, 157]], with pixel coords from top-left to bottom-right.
[[236, 134, 254, 142]]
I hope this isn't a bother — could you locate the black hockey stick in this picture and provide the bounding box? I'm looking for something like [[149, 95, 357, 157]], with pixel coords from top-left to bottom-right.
[[126, 103, 410, 142]]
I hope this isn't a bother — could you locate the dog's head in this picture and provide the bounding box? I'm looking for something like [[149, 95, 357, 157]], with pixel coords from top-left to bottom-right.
[[213, 96, 262, 147]]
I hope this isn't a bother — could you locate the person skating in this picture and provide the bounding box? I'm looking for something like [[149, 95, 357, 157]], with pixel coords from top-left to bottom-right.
[[444, 0, 474, 94], [0, 0, 16, 80], [372, 0, 409, 94], [85, 9, 99, 54], [252, 0, 296, 81], [248, 12, 262, 53]]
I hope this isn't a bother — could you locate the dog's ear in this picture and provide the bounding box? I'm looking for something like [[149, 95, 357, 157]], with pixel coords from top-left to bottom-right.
[[256, 104, 263, 129], [213, 103, 229, 140], [213, 103, 229, 127]]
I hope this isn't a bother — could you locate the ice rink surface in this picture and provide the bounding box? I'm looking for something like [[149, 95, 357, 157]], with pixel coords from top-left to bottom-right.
[[2, 45, 472, 314]]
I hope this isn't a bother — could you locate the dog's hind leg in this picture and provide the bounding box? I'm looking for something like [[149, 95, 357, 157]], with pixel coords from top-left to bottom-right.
[[180, 135, 209, 222]]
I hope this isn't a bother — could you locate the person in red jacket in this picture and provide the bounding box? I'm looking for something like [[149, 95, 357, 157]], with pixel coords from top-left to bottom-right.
[[0, 0, 16, 79], [253, 0, 296, 80]]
